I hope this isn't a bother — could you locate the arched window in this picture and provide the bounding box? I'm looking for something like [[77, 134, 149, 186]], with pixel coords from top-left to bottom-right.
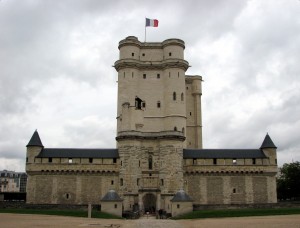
[[174, 126, 177, 131], [181, 93, 184, 101], [173, 92, 176, 101], [148, 156, 153, 170]]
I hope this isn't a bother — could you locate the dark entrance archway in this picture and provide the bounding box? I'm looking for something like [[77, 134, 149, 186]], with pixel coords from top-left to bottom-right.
[[143, 193, 156, 213]]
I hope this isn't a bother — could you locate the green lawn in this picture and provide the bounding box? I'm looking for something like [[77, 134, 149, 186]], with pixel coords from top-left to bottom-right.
[[0, 208, 121, 219], [173, 208, 300, 219]]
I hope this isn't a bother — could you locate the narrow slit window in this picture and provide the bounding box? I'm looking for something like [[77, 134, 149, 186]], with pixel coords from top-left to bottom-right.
[[143, 74, 146, 79], [157, 101, 161, 108], [181, 93, 184, 101], [48, 158, 52, 163], [148, 156, 153, 170], [173, 92, 176, 101], [89, 158, 93, 163], [132, 53, 134, 57], [157, 74, 160, 79]]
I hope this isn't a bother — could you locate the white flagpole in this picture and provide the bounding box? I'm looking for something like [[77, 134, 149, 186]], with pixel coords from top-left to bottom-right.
[[145, 17, 147, 42]]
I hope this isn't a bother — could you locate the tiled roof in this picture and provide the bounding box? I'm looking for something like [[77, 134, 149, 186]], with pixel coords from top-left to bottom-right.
[[183, 149, 267, 159], [260, 134, 277, 149], [101, 190, 123, 201], [36, 148, 118, 158], [26, 130, 43, 147], [171, 190, 193, 202]]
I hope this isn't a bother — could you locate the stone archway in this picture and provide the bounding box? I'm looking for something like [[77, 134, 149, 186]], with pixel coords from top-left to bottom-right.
[[143, 193, 156, 213]]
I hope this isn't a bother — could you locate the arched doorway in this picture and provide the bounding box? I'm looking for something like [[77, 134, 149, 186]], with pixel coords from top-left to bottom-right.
[[143, 193, 156, 213]]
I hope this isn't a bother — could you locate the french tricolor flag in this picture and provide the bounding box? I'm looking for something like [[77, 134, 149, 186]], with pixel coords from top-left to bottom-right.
[[146, 18, 159, 27]]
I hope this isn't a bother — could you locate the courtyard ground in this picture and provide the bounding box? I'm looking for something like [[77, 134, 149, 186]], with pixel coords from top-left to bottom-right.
[[0, 213, 300, 228]]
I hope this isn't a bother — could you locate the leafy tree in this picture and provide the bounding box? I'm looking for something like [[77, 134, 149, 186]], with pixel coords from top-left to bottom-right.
[[277, 161, 300, 200]]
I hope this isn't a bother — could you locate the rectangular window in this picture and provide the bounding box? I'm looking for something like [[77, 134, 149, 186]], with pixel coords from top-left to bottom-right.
[[89, 158, 93, 163], [111, 180, 114, 185], [193, 158, 197, 165], [157, 102, 161, 108], [132, 53, 134, 57], [48, 158, 52, 163], [252, 158, 256, 165], [137, 178, 140, 186], [113, 158, 117, 163], [157, 74, 160, 79], [114, 204, 117, 209], [68, 158, 73, 164], [142, 102, 146, 108], [143, 74, 146, 79], [177, 204, 180, 209], [233, 159, 237, 165], [160, 179, 164, 186], [213, 158, 217, 165]]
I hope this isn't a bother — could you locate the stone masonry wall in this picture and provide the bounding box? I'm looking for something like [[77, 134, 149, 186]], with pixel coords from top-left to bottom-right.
[[185, 174, 276, 204], [26, 173, 119, 204]]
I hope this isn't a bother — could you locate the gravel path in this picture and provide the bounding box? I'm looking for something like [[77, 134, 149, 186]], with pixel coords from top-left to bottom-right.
[[1, 213, 300, 228], [134, 217, 184, 228]]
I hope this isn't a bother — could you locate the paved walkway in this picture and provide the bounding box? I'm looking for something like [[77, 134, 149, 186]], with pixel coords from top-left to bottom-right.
[[1, 213, 300, 228]]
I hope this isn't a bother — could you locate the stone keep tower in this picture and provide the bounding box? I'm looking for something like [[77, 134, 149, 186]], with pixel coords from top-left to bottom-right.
[[114, 36, 202, 212]]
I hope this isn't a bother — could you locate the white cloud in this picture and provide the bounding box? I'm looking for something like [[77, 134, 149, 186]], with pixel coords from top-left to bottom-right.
[[0, 0, 299, 171]]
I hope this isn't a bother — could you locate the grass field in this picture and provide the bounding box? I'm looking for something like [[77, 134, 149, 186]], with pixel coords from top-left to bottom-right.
[[173, 207, 300, 219], [0, 208, 121, 219]]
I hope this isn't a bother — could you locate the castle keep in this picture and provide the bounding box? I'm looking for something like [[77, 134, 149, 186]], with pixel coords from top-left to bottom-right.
[[26, 36, 278, 217]]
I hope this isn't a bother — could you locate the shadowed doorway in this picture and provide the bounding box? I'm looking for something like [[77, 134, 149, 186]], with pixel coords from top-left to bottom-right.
[[143, 193, 156, 213]]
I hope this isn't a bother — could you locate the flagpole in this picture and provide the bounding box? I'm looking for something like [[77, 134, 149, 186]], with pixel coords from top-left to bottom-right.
[[144, 17, 146, 42]]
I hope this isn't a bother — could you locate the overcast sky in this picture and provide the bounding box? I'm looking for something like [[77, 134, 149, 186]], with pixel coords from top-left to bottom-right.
[[1, 0, 299, 172]]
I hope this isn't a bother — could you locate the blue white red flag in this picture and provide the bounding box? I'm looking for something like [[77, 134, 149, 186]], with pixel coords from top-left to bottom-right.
[[146, 18, 159, 27]]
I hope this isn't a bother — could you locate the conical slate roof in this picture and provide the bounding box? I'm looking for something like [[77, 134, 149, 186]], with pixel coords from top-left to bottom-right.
[[26, 130, 43, 147], [260, 133, 277, 149], [170, 190, 193, 202], [101, 190, 123, 202]]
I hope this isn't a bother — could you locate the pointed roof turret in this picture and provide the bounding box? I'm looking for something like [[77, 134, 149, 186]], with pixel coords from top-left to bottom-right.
[[101, 190, 123, 202], [26, 130, 43, 147], [260, 133, 277, 149], [170, 189, 193, 202]]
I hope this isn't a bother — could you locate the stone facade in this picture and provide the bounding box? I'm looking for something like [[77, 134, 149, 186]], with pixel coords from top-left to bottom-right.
[[25, 36, 278, 217]]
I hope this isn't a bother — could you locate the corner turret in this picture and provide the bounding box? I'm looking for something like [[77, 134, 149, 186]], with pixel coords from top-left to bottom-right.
[[26, 130, 43, 164], [260, 133, 277, 165]]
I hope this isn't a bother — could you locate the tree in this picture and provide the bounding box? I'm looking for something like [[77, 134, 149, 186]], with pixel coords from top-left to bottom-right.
[[277, 161, 300, 200]]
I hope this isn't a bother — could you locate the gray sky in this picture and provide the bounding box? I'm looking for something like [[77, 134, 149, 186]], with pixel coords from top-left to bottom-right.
[[1, 0, 299, 172]]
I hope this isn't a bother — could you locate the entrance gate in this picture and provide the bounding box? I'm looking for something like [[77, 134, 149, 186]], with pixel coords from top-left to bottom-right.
[[143, 193, 156, 213]]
